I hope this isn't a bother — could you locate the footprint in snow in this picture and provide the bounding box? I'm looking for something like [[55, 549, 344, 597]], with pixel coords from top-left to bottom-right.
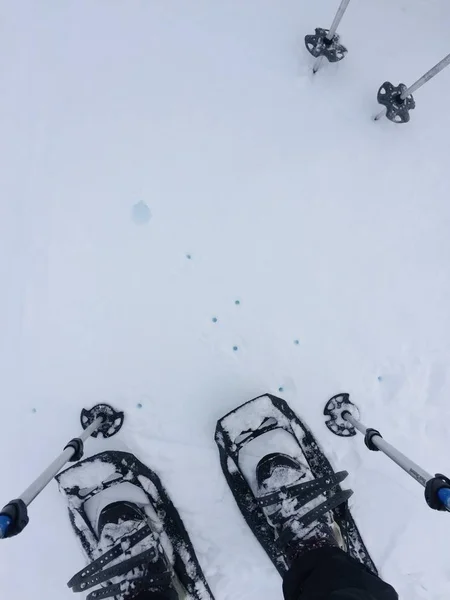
[[132, 201, 152, 225]]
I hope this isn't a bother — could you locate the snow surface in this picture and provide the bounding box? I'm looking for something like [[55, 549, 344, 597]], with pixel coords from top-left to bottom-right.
[[1, 1, 450, 599]]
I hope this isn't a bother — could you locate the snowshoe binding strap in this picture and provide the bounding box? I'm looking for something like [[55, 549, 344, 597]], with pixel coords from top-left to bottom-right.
[[68, 525, 152, 589], [85, 567, 173, 600], [279, 489, 354, 546], [68, 525, 166, 593], [71, 547, 160, 593], [257, 471, 349, 508]]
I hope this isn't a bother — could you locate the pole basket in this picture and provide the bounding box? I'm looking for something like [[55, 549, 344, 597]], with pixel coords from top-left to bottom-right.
[[305, 28, 347, 63], [80, 404, 124, 438], [324, 393, 360, 437], [377, 82, 416, 123]]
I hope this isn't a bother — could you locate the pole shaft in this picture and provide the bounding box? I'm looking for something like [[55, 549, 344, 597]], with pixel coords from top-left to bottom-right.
[[313, 55, 325, 74], [344, 414, 433, 486], [313, 0, 350, 74], [401, 52, 450, 98], [19, 417, 103, 506], [327, 0, 351, 39], [374, 109, 386, 121]]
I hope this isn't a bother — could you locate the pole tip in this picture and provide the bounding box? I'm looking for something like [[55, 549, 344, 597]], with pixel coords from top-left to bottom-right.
[[80, 404, 124, 438]]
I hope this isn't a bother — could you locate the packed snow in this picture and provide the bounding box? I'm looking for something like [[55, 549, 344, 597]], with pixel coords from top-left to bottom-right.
[[1, 1, 450, 600]]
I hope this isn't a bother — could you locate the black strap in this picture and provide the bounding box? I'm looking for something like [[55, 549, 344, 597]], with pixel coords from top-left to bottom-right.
[[87, 582, 122, 600], [72, 547, 158, 592], [68, 525, 153, 590], [279, 489, 353, 546], [86, 568, 173, 600], [257, 471, 349, 508]]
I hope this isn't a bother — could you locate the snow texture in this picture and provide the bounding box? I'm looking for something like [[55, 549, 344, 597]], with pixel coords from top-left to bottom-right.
[[1, 1, 450, 600]]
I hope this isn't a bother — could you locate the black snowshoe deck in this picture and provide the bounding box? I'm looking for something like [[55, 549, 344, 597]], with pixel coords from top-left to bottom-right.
[[56, 451, 214, 600], [214, 394, 377, 576]]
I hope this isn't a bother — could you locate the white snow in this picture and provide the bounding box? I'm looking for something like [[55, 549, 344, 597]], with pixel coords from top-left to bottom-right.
[[1, 1, 450, 600]]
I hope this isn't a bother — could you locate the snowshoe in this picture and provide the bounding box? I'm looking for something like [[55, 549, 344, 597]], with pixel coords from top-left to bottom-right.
[[214, 394, 377, 576], [56, 451, 214, 600]]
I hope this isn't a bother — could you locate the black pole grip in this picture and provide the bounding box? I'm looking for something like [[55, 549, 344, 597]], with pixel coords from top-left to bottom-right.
[[425, 474, 450, 511], [364, 428, 382, 452], [64, 438, 84, 462], [0, 499, 29, 538]]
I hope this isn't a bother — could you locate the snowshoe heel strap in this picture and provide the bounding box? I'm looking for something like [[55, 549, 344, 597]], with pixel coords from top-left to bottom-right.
[[86, 582, 123, 600], [85, 568, 174, 600], [71, 547, 158, 592], [68, 525, 152, 589], [257, 471, 349, 508], [279, 488, 354, 546]]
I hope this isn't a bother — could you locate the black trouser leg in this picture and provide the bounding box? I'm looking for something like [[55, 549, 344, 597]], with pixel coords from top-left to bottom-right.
[[131, 589, 177, 600], [283, 547, 398, 600]]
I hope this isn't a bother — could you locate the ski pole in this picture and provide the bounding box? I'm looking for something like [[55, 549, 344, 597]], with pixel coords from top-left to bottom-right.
[[401, 53, 450, 97], [305, 0, 350, 74], [0, 403, 124, 539], [375, 52, 450, 123], [324, 394, 450, 512]]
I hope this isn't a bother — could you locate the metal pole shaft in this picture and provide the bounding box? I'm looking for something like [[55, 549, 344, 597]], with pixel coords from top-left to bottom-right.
[[19, 417, 103, 506], [327, 0, 351, 39], [312, 0, 350, 74], [343, 413, 432, 486], [401, 52, 450, 99], [373, 108, 386, 121], [312, 55, 325, 74]]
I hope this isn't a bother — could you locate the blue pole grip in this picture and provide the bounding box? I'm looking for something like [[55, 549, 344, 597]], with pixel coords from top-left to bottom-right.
[[438, 488, 450, 510], [0, 515, 12, 539]]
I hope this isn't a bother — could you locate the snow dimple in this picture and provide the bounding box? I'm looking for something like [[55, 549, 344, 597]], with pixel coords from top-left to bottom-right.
[[131, 201, 152, 225]]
